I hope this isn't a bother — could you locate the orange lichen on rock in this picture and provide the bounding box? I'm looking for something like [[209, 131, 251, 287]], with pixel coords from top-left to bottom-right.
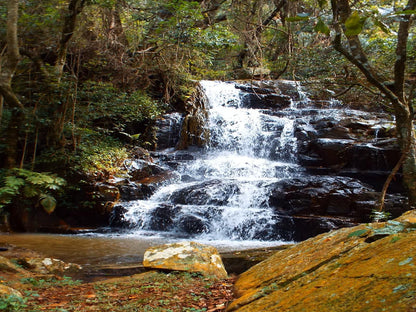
[[228, 210, 416, 312]]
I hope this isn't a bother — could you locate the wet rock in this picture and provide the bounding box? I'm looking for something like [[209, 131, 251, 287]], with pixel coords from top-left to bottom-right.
[[155, 112, 183, 150], [227, 210, 416, 312], [299, 138, 354, 168], [109, 205, 129, 227], [234, 84, 276, 95], [343, 141, 400, 171], [119, 182, 145, 201], [169, 180, 239, 206], [240, 93, 291, 109], [130, 162, 170, 182], [268, 176, 409, 224], [277, 215, 356, 242], [298, 137, 401, 174], [177, 113, 209, 149], [178, 215, 209, 234], [176, 84, 209, 149], [143, 241, 227, 279], [95, 184, 120, 202], [235, 80, 303, 101], [148, 205, 180, 231]]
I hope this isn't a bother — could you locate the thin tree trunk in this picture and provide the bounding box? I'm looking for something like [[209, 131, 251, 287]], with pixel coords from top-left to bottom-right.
[[0, 0, 21, 108], [0, 0, 23, 168], [31, 127, 39, 171], [55, 0, 85, 80]]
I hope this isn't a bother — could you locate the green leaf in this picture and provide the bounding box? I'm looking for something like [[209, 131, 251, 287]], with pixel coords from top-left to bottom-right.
[[23, 185, 38, 198], [314, 19, 330, 36], [26, 173, 54, 186], [39, 195, 57, 214], [4, 176, 25, 189], [344, 11, 367, 36], [393, 10, 416, 15], [286, 15, 310, 22]]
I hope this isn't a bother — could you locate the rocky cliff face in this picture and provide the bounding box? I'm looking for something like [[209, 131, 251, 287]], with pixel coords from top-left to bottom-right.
[[227, 210, 416, 312]]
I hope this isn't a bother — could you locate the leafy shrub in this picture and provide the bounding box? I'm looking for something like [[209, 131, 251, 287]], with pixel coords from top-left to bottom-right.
[[76, 81, 164, 132], [73, 129, 129, 179], [0, 168, 66, 214], [0, 294, 27, 312], [0, 295, 26, 312]]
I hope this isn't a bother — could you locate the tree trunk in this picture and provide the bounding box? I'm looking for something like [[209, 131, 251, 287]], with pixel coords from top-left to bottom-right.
[[396, 109, 416, 205], [0, 0, 20, 102], [106, 0, 129, 48], [0, 0, 23, 168], [55, 0, 85, 80]]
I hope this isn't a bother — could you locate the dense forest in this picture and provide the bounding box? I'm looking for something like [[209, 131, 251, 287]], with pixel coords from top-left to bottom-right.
[[1, 0, 415, 230]]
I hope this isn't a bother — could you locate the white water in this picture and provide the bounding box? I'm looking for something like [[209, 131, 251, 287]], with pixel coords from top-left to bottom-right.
[[116, 80, 307, 247]]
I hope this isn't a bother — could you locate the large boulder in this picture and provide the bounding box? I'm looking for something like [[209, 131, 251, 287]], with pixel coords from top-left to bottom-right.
[[227, 210, 416, 312], [143, 241, 227, 279]]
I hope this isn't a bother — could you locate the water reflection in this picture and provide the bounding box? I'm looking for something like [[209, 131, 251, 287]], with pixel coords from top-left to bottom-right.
[[0, 233, 166, 266]]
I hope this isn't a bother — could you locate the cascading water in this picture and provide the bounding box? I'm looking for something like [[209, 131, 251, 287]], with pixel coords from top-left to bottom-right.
[[119, 80, 306, 245]]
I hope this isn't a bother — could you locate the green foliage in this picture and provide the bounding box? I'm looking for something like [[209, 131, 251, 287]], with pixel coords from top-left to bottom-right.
[[72, 129, 129, 178], [0, 169, 66, 214], [20, 276, 82, 288], [76, 81, 164, 131], [371, 210, 391, 222], [87, 0, 116, 8], [286, 14, 310, 22], [0, 295, 27, 312]]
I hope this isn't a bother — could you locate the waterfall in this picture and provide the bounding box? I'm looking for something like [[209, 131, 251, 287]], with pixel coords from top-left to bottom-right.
[[118, 80, 306, 244]]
